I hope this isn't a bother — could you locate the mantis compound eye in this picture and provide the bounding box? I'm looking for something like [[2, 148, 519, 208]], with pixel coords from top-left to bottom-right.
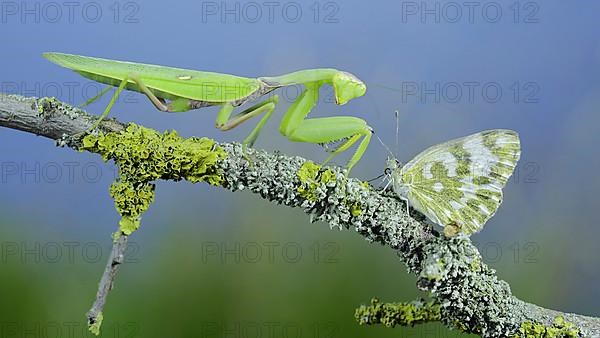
[[332, 71, 366, 105]]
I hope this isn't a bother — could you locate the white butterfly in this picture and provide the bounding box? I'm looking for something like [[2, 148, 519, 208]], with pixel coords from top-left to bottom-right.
[[384, 129, 521, 236]]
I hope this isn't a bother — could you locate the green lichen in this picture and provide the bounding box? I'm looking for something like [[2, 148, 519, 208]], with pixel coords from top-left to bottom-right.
[[111, 231, 122, 243], [355, 298, 441, 328], [350, 203, 362, 216], [297, 161, 321, 180], [359, 181, 372, 190], [80, 123, 227, 235], [452, 319, 469, 332], [295, 162, 369, 218], [513, 316, 580, 338], [296, 161, 336, 202], [88, 312, 103, 336], [470, 257, 481, 272], [109, 179, 155, 235]]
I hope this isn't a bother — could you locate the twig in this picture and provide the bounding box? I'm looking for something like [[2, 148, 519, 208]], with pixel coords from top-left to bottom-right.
[[0, 94, 128, 332], [1, 93, 599, 337], [86, 233, 128, 333]]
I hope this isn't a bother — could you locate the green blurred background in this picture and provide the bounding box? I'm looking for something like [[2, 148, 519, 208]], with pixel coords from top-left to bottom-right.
[[3, 197, 546, 338], [2, 0, 600, 336]]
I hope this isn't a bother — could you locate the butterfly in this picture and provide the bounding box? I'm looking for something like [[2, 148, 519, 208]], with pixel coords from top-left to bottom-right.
[[385, 129, 521, 236]]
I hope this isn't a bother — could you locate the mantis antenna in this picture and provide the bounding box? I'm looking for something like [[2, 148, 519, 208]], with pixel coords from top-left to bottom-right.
[[375, 133, 395, 159], [373, 109, 403, 190], [374, 110, 400, 159]]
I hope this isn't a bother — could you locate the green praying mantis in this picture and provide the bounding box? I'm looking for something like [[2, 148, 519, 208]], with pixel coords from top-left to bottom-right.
[[43, 52, 372, 174]]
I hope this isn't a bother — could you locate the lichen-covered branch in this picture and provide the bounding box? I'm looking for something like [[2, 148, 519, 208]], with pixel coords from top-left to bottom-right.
[[86, 232, 128, 334], [355, 298, 442, 327], [1, 93, 599, 338]]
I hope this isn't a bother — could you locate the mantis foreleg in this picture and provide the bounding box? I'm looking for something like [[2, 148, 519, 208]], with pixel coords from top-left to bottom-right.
[[323, 124, 372, 170], [279, 82, 372, 175]]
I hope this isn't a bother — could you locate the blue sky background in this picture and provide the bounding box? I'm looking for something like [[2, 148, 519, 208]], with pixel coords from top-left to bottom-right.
[[1, 0, 599, 336]]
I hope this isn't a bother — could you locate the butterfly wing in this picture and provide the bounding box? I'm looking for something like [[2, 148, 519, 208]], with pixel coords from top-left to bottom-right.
[[394, 129, 521, 235]]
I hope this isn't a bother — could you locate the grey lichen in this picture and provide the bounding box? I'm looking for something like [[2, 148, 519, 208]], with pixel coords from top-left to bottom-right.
[[415, 236, 520, 336], [35, 96, 83, 120]]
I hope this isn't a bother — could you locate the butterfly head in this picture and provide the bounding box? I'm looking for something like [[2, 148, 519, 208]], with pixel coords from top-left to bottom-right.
[[385, 157, 401, 174], [384, 157, 403, 188]]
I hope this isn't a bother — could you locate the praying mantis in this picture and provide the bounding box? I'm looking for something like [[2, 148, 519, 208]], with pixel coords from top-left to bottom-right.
[[43, 52, 372, 174]]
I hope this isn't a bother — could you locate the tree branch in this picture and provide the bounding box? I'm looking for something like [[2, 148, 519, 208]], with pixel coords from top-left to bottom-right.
[[86, 232, 128, 334], [1, 93, 599, 337]]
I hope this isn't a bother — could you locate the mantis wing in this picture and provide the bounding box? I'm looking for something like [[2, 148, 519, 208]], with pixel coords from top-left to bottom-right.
[[43, 52, 261, 103]]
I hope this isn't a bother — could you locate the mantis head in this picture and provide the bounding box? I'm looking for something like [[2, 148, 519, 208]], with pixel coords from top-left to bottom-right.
[[332, 71, 366, 105]]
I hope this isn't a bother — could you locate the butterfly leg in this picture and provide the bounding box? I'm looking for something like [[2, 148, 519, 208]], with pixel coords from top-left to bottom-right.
[[398, 195, 410, 217]]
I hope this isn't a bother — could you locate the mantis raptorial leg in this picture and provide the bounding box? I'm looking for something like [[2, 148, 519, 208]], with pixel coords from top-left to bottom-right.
[[278, 82, 372, 175]]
